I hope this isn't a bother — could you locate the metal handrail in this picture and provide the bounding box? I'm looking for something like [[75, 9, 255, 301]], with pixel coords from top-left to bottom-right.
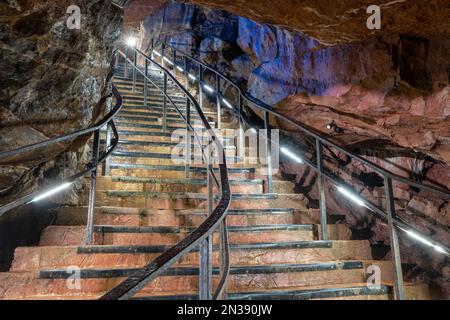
[[154, 40, 450, 300], [100, 48, 231, 300], [0, 86, 123, 216], [162, 41, 450, 198]]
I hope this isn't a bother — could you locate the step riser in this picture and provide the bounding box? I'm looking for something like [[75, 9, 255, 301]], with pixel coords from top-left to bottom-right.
[[0, 269, 370, 299], [39, 227, 313, 246], [84, 194, 307, 210], [0, 270, 365, 298], [11, 242, 372, 271], [109, 169, 255, 180], [54, 208, 304, 228], [96, 181, 263, 194]]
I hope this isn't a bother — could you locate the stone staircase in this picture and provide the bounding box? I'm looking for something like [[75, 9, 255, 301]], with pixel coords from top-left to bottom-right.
[[0, 65, 431, 300]]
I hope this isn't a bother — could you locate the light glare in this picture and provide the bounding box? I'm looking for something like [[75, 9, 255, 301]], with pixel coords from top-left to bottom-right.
[[280, 147, 303, 164], [125, 36, 137, 47], [337, 186, 365, 206], [29, 182, 72, 203], [203, 84, 214, 93], [222, 98, 233, 109]]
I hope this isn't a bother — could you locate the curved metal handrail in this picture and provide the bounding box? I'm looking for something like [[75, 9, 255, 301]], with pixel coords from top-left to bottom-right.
[[100, 48, 231, 300], [157, 40, 450, 257], [0, 86, 123, 216], [162, 41, 450, 198]]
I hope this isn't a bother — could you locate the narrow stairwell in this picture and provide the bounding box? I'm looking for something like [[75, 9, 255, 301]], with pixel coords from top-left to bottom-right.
[[0, 63, 431, 300]]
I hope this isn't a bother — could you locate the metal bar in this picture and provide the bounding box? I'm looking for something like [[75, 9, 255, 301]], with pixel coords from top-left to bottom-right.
[[144, 59, 148, 107], [163, 72, 167, 132], [85, 129, 100, 245], [184, 57, 189, 90], [161, 43, 165, 68], [185, 99, 191, 178], [316, 139, 328, 241], [200, 149, 213, 300], [238, 94, 244, 159], [124, 47, 129, 78], [264, 111, 273, 193], [216, 74, 221, 130], [384, 175, 405, 300], [132, 50, 137, 93], [199, 65, 203, 111], [173, 49, 177, 74], [103, 97, 112, 176]]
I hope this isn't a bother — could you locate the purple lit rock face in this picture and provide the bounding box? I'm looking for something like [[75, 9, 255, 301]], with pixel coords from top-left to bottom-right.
[[136, 2, 450, 297]]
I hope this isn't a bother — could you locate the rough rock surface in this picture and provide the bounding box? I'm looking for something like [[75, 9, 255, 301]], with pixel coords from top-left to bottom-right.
[[133, 2, 450, 297], [0, 0, 121, 270], [0, 0, 121, 203], [182, 0, 450, 45]]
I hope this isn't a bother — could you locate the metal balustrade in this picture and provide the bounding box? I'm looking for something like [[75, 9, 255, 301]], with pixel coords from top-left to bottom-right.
[[143, 39, 450, 300], [101, 47, 231, 300]]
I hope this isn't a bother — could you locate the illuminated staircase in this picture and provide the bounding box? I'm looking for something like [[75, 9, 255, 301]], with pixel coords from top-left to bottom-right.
[[0, 63, 431, 300]]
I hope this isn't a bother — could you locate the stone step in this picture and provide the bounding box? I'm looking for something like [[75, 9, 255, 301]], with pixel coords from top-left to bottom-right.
[[109, 152, 247, 166], [116, 112, 214, 125], [54, 207, 311, 228], [84, 192, 308, 210], [121, 105, 225, 118], [115, 119, 236, 130], [106, 129, 237, 141], [109, 164, 257, 180], [95, 176, 269, 193], [39, 225, 315, 246], [134, 284, 392, 301], [11, 240, 372, 272], [111, 141, 243, 156], [0, 265, 381, 300]]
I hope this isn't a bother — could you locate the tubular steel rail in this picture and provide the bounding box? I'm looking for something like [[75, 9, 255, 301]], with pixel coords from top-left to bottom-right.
[[100, 47, 231, 300], [145, 39, 450, 300], [0, 86, 123, 246]]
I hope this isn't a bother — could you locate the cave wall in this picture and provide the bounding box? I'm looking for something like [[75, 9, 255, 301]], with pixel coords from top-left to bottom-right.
[[0, 0, 122, 270], [133, 1, 450, 297]]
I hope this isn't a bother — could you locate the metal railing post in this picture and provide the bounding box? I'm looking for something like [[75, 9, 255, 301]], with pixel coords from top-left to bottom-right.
[[316, 139, 328, 240], [216, 74, 221, 130], [124, 47, 129, 78], [185, 99, 191, 178], [150, 39, 154, 70], [161, 43, 166, 68], [85, 129, 100, 245], [384, 175, 405, 300], [199, 149, 213, 300], [184, 57, 189, 89], [144, 59, 148, 107], [163, 73, 167, 132], [199, 65, 203, 111], [238, 95, 244, 159], [264, 111, 273, 193], [132, 49, 137, 93], [173, 49, 177, 74], [103, 95, 112, 176]]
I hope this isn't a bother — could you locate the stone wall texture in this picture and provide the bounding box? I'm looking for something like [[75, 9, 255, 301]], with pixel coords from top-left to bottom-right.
[[0, 0, 122, 270], [132, 1, 450, 298]]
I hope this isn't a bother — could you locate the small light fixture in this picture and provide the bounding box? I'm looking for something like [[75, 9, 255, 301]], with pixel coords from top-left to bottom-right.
[[125, 36, 137, 48], [188, 74, 197, 81], [29, 182, 72, 203], [280, 147, 303, 164], [336, 185, 365, 207], [222, 98, 233, 110], [176, 66, 184, 72], [203, 84, 214, 93], [326, 121, 344, 134], [163, 57, 173, 65]]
